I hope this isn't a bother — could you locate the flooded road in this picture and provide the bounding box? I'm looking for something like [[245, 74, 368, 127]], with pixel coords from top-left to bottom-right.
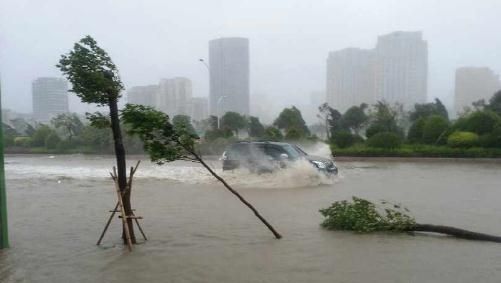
[[1, 154, 501, 282]]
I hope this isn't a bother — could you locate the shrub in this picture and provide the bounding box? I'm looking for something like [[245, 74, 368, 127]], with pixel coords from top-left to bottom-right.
[[365, 124, 386, 138], [447, 131, 479, 148], [478, 124, 501, 148], [422, 115, 449, 144], [407, 117, 425, 143], [366, 132, 402, 149], [45, 133, 61, 149], [331, 130, 356, 148], [263, 126, 283, 141], [14, 136, 32, 147], [285, 127, 304, 141], [458, 111, 500, 135]]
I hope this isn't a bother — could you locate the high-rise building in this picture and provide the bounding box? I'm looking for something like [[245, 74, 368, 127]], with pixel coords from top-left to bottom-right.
[[454, 67, 501, 115], [157, 77, 192, 117], [127, 85, 158, 107], [326, 48, 375, 113], [209, 37, 250, 116], [32, 77, 68, 123], [374, 31, 428, 108], [189, 97, 209, 121]]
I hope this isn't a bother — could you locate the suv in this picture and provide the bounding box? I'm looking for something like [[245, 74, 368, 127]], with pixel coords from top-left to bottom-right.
[[221, 141, 338, 175]]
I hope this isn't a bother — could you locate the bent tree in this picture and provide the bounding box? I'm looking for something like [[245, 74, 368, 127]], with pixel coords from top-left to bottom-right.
[[121, 104, 282, 239], [57, 36, 136, 243]]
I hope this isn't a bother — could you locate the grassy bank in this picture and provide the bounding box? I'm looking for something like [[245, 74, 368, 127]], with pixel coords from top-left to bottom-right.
[[331, 144, 501, 158]]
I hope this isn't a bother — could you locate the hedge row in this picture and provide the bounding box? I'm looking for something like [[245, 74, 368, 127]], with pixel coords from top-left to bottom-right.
[[331, 144, 501, 158]]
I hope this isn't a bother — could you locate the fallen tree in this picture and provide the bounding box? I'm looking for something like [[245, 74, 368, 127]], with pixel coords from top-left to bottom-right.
[[320, 197, 501, 243]]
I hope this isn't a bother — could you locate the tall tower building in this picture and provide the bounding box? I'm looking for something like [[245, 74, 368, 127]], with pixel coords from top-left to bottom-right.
[[127, 85, 158, 107], [326, 48, 375, 113], [454, 67, 501, 115], [209, 37, 250, 116], [32, 77, 68, 123], [157, 77, 192, 117], [374, 31, 428, 108]]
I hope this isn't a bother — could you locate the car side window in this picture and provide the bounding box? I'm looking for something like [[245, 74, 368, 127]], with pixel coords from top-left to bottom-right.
[[228, 144, 250, 159], [265, 145, 286, 159]]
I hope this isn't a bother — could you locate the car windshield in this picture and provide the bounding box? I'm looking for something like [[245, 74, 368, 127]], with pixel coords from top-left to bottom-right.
[[293, 145, 308, 156], [281, 144, 301, 159]]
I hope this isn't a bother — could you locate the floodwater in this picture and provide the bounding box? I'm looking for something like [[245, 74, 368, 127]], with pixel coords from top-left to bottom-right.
[[1, 154, 501, 282]]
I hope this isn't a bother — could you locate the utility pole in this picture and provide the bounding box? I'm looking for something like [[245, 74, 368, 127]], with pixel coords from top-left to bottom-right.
[[0, 78, 8, 249]]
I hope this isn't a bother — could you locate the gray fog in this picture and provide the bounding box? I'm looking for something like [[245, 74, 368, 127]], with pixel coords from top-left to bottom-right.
[[1, 0, 500, 118]]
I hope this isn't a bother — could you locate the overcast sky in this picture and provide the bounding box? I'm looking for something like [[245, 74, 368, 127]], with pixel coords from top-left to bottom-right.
[[1, 0, 500, 118]]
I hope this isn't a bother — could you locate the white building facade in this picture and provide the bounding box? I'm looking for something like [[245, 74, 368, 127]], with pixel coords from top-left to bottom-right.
[[374, 31, 428, 108], [326, 48, 375, 113], [209, 37, 250, 116], [157, 77, 192, 117], [454, 67, 501, 115], [32, 77, 69, 123]]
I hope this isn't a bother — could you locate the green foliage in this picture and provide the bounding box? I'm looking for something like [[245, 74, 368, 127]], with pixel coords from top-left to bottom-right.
[[172, 115, 198, 138], [487, 90, 501, 115], [410, 98, 449, 122], [220, 112, 247, 136], [422, 115, 449, 144], [14, 137, 31, 147], [51, 113, 84, 140], [319, 197, 415, 233], [86, 112, 111, 129], [121, 104, 192, 164], [79, 125, 112, 152], [456, 110, 500, 135], [478, 123, 501, 148], [342, 103, 368, 134], [31, 125, 54, 147], [3, 123, 17, 147], [205, 128, 234, 141], [331, 130, 356, 149], [365, 124, 386, 138], [285, 127, 306, 141], [57, 36, 123, 105], [318, 103, 344, 137], [248, 116, 265, 138], [45, 132, 61, 149], [447, 131, 479, 148], [366, 101, 403, 138], [407, 117, 425, 143], [263, 126, 283, 141], [331, 143, 501, 158], [366, 132, 402, 149], [274, 106, 310, 136]]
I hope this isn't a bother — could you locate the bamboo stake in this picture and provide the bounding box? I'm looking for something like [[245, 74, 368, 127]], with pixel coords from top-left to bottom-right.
[[113, 176, 133, 251], [96, 202, 119, 245]]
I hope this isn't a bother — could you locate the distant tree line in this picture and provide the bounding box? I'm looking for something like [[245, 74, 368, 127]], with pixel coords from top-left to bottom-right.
[[4, 89, 501, 156], [326, 90, 501, 152]]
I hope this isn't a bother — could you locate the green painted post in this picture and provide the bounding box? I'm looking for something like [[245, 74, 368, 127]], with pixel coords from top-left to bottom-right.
[[0, 79, 9, 249]]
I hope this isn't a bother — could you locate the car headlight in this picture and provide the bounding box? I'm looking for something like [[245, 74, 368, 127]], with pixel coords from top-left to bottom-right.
[[311, 160, 326, 169]]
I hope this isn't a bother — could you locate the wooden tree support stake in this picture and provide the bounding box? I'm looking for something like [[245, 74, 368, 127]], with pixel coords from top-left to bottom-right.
[[96, 161, 146, 250]]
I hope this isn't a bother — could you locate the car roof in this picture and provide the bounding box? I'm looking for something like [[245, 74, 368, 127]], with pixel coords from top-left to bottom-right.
[[232, 141, 292, 146]]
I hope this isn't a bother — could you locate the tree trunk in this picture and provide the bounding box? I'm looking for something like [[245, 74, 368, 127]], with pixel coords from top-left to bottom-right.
[[188, 149, 282, 239], [108, 96, 136, 244], [408, 224, 501, 243]]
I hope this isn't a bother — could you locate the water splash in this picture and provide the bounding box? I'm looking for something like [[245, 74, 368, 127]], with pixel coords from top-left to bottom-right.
[[5, 154, 336, 188]]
